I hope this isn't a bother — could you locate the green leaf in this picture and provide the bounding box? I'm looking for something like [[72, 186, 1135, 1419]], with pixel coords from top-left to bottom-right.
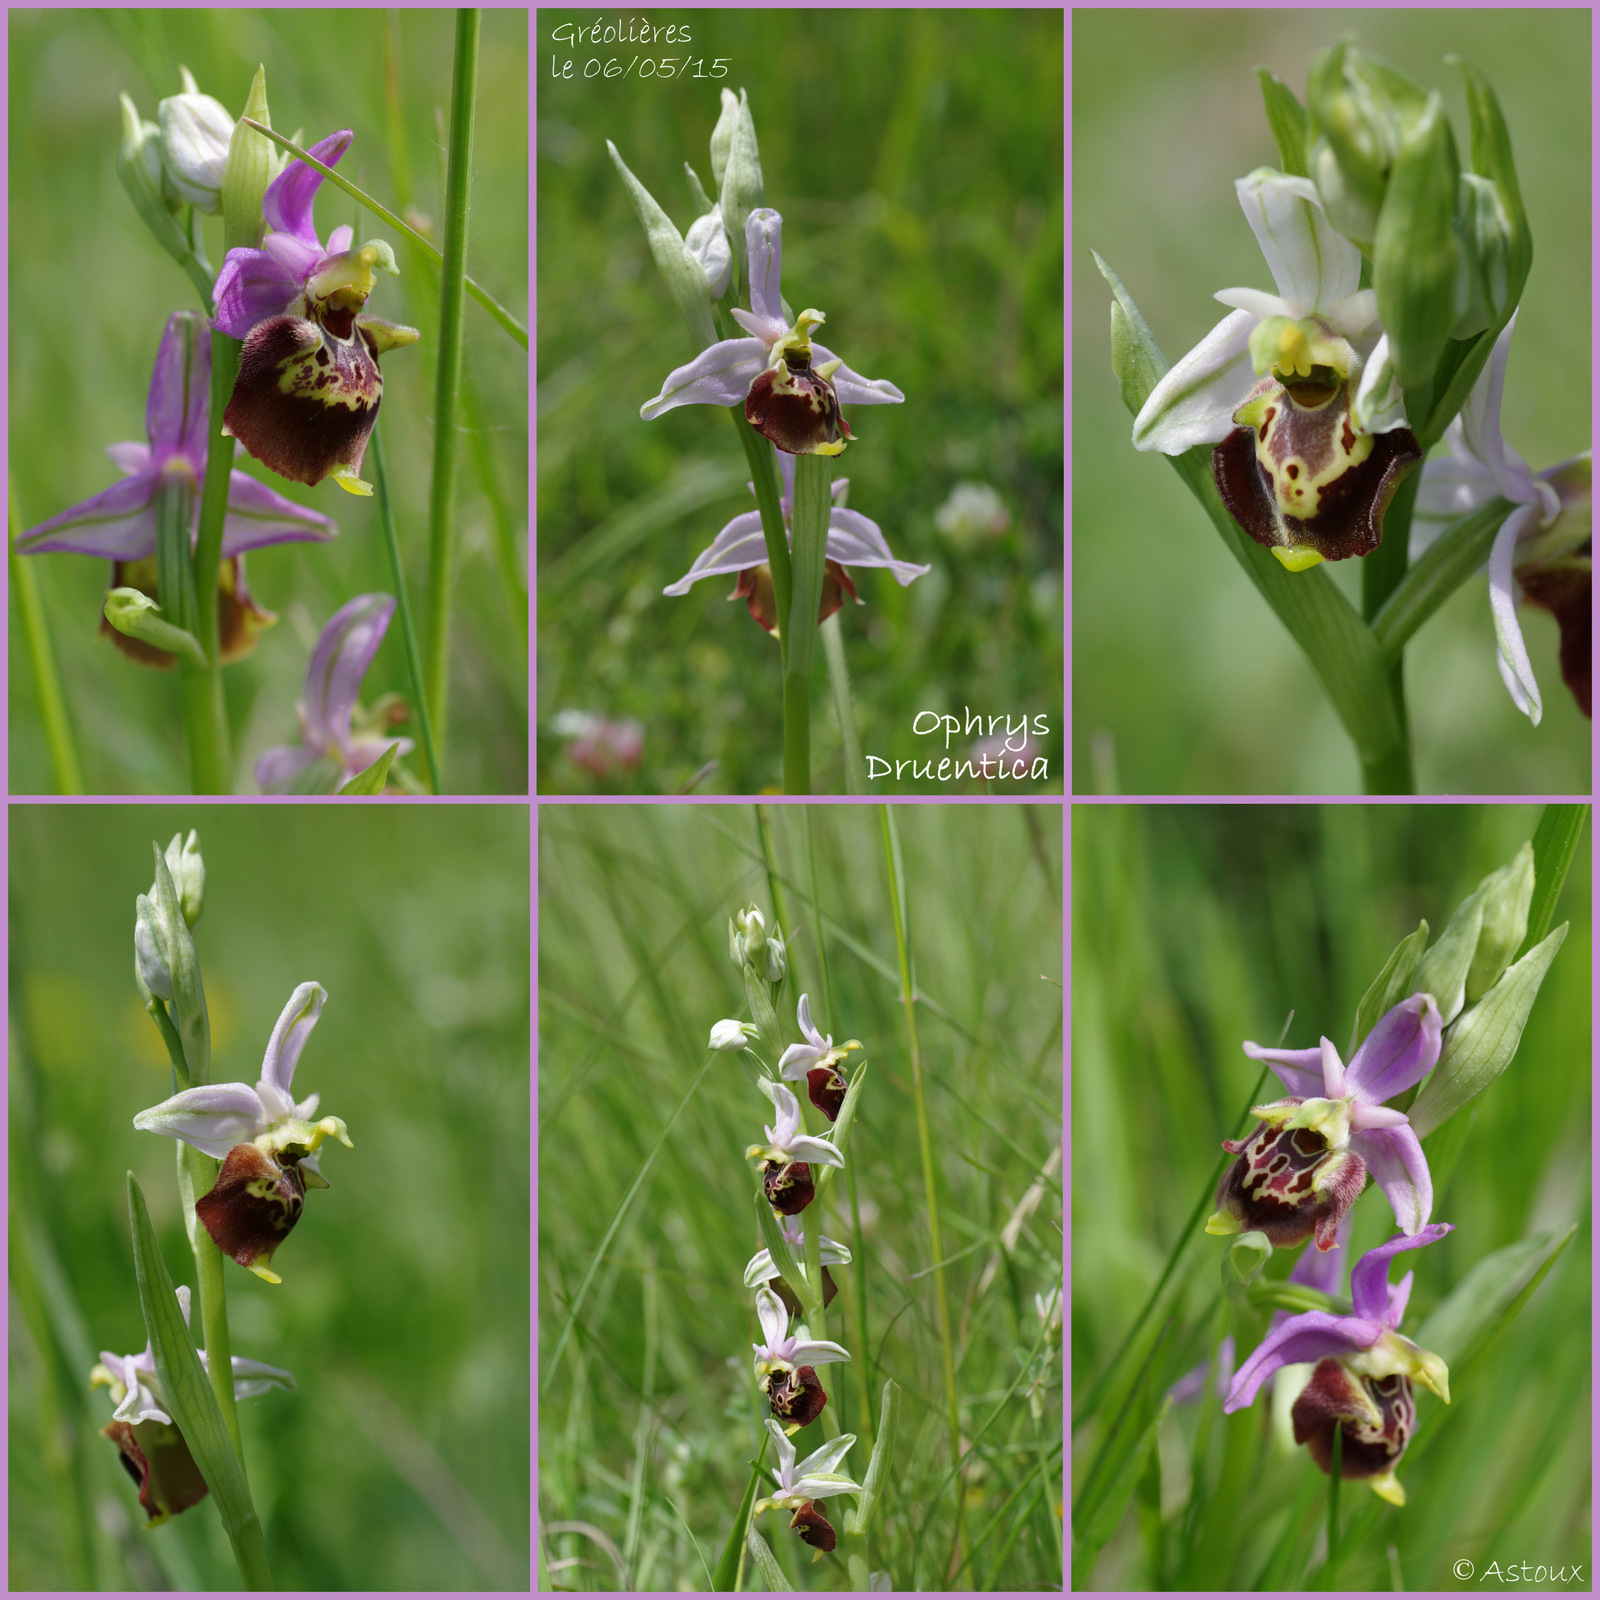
[[755, 1191, 806, 1300], [744, 1524, 794, 1590], [1411, 879, 1487, 1027], [846, 1378, 900, 1539], [1523, 805, 1589, 955], [338, 741, 400, 795], [713, 1446, 766, 1591], [1415, 1224, 1577, 1372], [1450, 56, 1532, 316], [1409, 922, 1568, 1137], [1256, 69, 1309, 177], [1091, 250, 1408, 776], [126, 1174, 273, 1589], [1076, 1395, 1170, 1551], [1349, 920, 1429, 1055]]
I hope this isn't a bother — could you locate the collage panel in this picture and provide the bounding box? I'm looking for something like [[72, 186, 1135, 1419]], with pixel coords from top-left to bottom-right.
[[538, 9, 1064, 797], [9, 8, 529, 797], [1072, 8, 1590, 796], [1070, 802, 1591, 1588], [537, 801, 1064, 1588], [9, 803, 531, 1589]]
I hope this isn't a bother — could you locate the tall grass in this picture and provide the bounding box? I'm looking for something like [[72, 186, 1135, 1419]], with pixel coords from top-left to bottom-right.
[[538, 803, 1064, 1589], [1071, 804, 1591, 1589]]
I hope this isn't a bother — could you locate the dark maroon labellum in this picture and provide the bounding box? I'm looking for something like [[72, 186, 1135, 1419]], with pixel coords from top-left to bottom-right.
[[1211, 380, 1422, 562], [790, 1498, 836, 1551], [102, 1416, 210, 1525], [194, 1142, 307, 1272], [1518, 547, 1592, 719], [763, 1363, 828, 1428], [806, 1066, 847, 1121], [224, 313, 385, 487], [762, 1159, 815, 1215], [1214, 1120, 1367, 1250], [769, 1266, 838, 1318], [1292, 1358, 1415, 1480], [744, 356, 854, 457]]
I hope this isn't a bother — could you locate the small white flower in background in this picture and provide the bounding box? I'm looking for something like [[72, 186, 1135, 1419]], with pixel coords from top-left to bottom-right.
[[934, 482, 1011, 548], [554, 710, 644, 778], [1035, 1283, 1062, 1335], [709, 1018, 758, 1052]]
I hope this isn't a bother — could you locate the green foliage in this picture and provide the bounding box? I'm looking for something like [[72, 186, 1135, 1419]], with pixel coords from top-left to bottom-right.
[[538, 11, 1064, 794], [539, 805, 1063, 1588], [1072, 804, 1590, 1589], [8, 9, 528, 794], [9, 806, 530, 1590]]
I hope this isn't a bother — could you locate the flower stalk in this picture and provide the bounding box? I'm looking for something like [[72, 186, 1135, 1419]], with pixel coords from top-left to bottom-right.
[[784, 454, 833, 793]]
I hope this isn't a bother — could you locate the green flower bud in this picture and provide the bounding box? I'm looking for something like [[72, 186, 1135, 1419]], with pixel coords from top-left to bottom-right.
[[716, 89, 766, 293], [158, 71, 235, 214], [117, 93, 194, 264], [155, 831, 206, 928], [1464, 842, 1533, 1004], [709, 87, 740, 192], [608, 140, 719, 351], [222, 66, 276, 254]]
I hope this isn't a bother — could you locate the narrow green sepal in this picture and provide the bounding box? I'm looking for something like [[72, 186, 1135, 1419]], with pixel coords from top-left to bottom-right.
[[338, 741, 401, 795], [1257, 68, 1310, 178], [608, 140, 718, 351], [222, 67, 275, 254]]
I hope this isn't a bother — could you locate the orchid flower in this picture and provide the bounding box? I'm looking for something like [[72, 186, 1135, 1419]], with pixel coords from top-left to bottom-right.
[[1224, 1225, 1454, 1505], [1412, 313, 1592, 722], [90, 1284, 294, 1524], [1207, 993, 1440, 1250], [133, 981, 352, 1282], [212, 130, 419, 495], [746, 1077, 844, 1215], [17, 310, 334, 667], [1133, 169, 1420, 570], [777, 992, 862, 1120], [710, 1019, 760, 1052], [255, 593, 413, 794], [742, 1219, 853, 1293], [751, 1283, 851, 1429], [753, 1417, 864, 1551], [666, 445, 928, 633], [641, 208, 903, 457]]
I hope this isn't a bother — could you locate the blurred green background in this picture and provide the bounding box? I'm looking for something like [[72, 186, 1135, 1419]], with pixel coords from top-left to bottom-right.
[[1073, 10, 1591, 794], [9, 9, 529, 795], [539, 804, 1063, 1588], [1072, 803, 1590, 1587], [10, 804, 530, 1590], [538, 10, 1063, 794]]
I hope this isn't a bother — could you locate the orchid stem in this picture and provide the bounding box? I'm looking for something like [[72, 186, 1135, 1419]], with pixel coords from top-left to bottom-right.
[[9, 477, 83, 793], [421, 7, 480, 785], [187, 1147, 242, 1461], [372, 426, 440, 793], [1359, 468, 1419, 795], [784, 455, 831, 795], [821, 613, 864, 794]]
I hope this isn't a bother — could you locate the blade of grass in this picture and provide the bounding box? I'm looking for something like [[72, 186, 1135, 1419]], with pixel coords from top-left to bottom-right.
[[1521, 803, 1588, 955], [239, 118, 527, 350], [421, 8, 481, 777], [371, 424, 440, 791], [821, 613, 864, 794], [712, 1434, 769, 1591], [9, 476, 83, 793]]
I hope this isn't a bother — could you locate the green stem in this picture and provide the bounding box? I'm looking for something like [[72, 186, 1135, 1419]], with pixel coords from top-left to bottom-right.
[[1325, 1426, 1342, 1588], [421, 7, 481, 783], [9, 478, 83, 793], [1371, 496, 1513, 659], [783, 455, 831, 795], [187, 333, 240, 794], [821, 614, 864, 794], [879, 805, 965, 1564], [187, 1148, 242, 1460], [732, 416, 792, 673], [1358, 468, 1418, 795], [372, 426, 441, 792], [239, 118, 526, 350]]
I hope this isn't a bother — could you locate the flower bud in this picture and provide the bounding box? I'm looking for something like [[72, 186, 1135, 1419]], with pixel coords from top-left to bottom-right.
[[763, 927, 788, 984], [709, 87, 740, 193], [134, 894, 174, 1003], [222, 66, 275, 253], [710, 1019, 756, 1052], [1464, 842, 1533, 1004], [685, 204, 732, 299], [717, 89, 766, 291], [158, 73, 235, 213], [154, 831, 206, 928], [134, 844, 211, 1081], [608, 140, 719, 350], [117, 93, 194, 265]]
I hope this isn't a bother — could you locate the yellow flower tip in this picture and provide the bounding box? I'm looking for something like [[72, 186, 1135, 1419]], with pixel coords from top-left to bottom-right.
[[1272, 544, 1325, 572], [1416, 1350, 1451, 1405], [330, 466, 374, 497], [784, 1421, 804, 1437], [794, 308, 827, 337], [247, 1260, 283, 1285], [815, 357, 842, 381], [301, 1164, 331, 1190], [1205, 1209, 1242, 1237], [1369, 1468, 1406, 1507], [814, 440, 849, 458], [316, 1115, 354, 1151], [89, 1362, 116, 1392]]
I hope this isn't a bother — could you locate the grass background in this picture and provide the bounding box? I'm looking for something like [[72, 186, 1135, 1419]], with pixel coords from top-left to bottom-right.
[[9, 804, 530, 1590], [8, 7, 529, 795], [1071, 803, 1591, 1588], [538, 803, 1063, 1588], [537, 10, 1064, 795], [1072, 9, 1592, 795]]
